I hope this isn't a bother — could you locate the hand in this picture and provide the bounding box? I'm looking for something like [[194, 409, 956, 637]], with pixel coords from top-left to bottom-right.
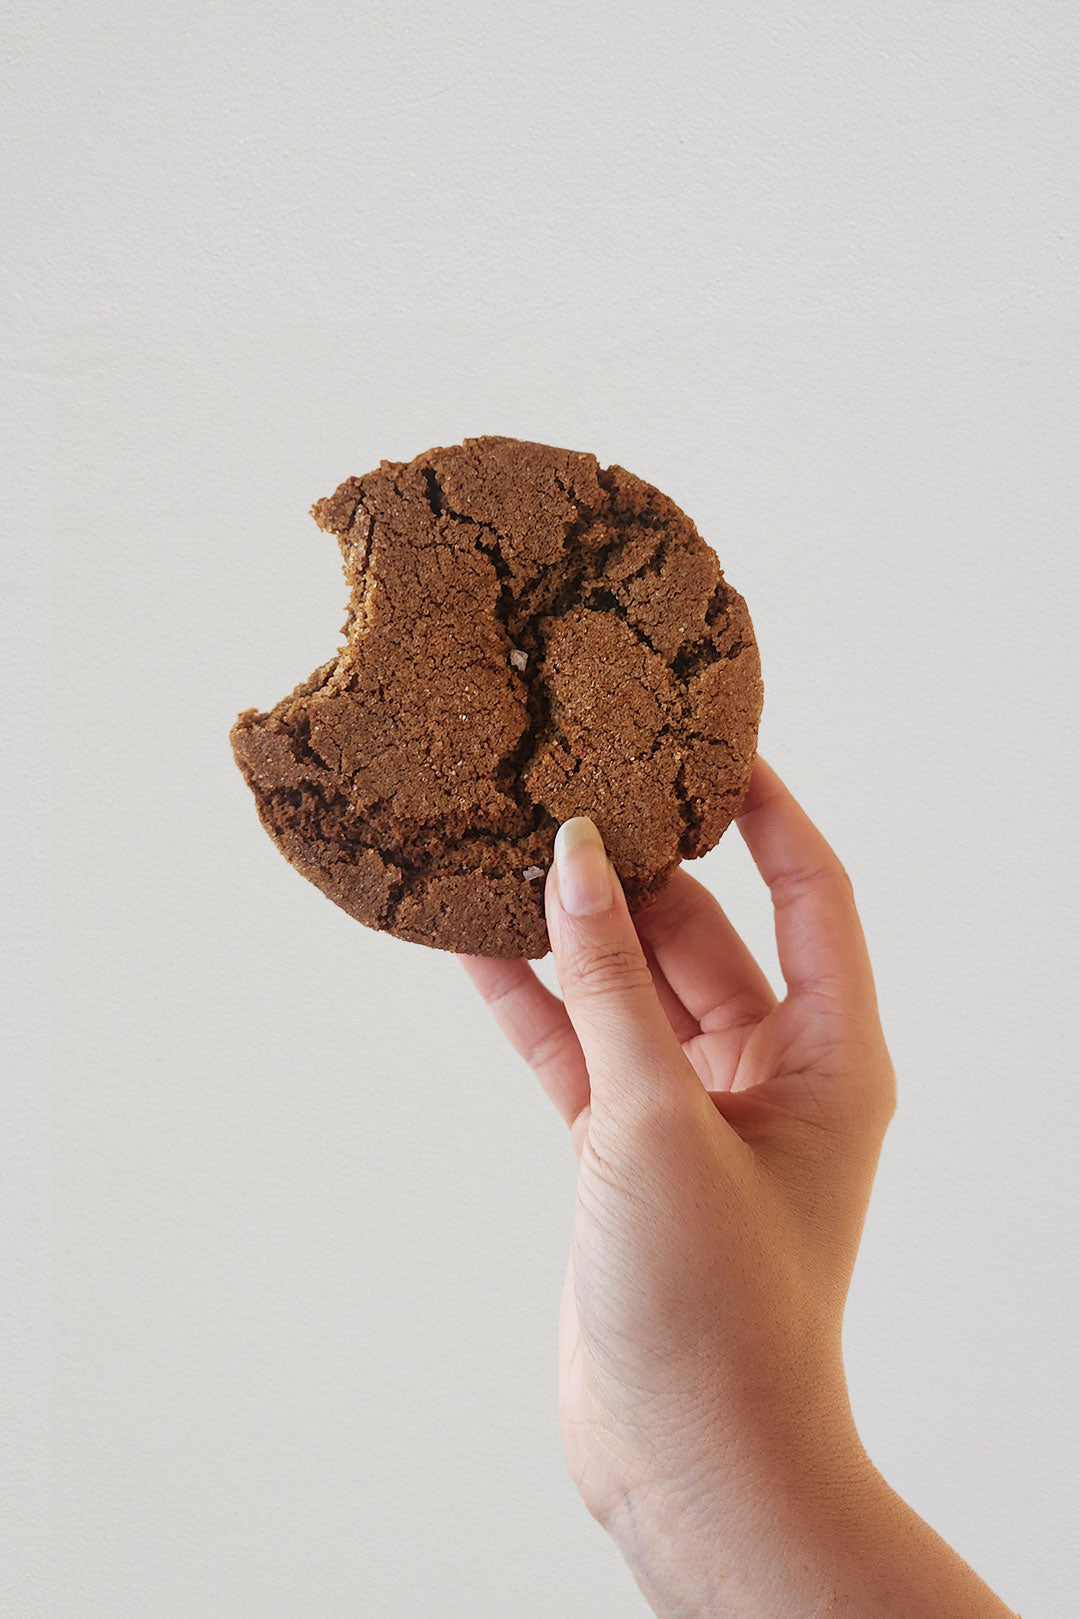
[[461, 758, 1016, 1619]]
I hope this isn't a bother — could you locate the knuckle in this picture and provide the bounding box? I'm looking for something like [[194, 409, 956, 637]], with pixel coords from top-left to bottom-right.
[[840, 1057, 898, 1143], [878, 1058, 899, 1126], [565, 942, 654, 1001], [568, 1102, 591, 1156], [521, 1021, 574, 1075], [583, 1087, 682, 1178], [636, 886, 700, 951], [700, 986, 771, 1035], [777, 856, 855, 911], [834, 859, 856, 904]]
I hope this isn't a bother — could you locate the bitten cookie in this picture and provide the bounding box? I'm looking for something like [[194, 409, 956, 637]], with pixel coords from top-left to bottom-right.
[[231, 436, 763, 957]]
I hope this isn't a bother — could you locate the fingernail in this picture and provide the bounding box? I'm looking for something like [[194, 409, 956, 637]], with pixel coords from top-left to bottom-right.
[[553, 817, 613, 916]]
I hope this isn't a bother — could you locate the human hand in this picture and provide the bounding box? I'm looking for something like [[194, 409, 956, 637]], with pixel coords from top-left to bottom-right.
[[461, 758, 1015, 1619]]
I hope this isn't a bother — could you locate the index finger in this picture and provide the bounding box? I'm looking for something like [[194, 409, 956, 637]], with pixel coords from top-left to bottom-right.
[[736, 756, 877, 1018], [458, 954, 590, 1135]]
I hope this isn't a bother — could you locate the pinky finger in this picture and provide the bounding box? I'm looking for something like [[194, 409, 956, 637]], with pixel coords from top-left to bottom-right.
[[458, 955, 590, 1136]]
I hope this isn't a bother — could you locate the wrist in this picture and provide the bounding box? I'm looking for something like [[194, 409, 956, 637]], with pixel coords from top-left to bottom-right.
[[604, 1410, 877, 1619], [607, 1445, 1015, 1619]]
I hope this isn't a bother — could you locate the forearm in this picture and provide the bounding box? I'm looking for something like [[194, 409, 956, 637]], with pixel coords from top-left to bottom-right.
[[609, 1454, 1016, 1619]]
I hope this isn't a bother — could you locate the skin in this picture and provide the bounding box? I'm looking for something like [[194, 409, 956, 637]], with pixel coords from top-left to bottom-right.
[[461, 758, 1017, 1619]]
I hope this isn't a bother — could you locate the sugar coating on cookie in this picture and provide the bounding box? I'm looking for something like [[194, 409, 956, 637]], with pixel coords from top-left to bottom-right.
[[231, 436, 763, 958]]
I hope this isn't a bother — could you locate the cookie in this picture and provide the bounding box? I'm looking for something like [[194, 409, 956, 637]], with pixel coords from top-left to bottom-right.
[[231, 436, 762, 957]]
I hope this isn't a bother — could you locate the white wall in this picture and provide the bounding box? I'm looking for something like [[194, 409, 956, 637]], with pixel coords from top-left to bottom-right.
[[4, 3, 1078, 1615]]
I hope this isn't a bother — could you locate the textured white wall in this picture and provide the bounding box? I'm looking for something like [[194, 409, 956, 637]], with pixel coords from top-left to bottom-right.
[[4, 3, 1078, 1615]]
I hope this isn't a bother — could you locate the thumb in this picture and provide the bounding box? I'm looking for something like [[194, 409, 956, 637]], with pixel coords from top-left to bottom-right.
[[545, 817, 700, 1123]]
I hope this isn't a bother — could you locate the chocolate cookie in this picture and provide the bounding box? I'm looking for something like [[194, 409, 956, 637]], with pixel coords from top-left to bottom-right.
[[231, 436, 762, 957]]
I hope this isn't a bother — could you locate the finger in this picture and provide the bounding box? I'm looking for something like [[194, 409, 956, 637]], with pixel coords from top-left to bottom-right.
[[736, 757, 877, 1017], [458, 955, 589, 1133], [634, 867, 776, 1035], [640, 937, 701, 1044], [545, 818, 703, 1123]]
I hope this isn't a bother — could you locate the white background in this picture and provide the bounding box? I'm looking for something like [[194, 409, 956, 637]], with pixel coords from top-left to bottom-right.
[[4, 3, 1078, 1615]]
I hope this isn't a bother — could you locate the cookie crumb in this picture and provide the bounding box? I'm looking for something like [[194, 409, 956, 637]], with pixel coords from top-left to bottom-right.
[[522, 865, 545, 882], [509, 648, 529, 671]]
